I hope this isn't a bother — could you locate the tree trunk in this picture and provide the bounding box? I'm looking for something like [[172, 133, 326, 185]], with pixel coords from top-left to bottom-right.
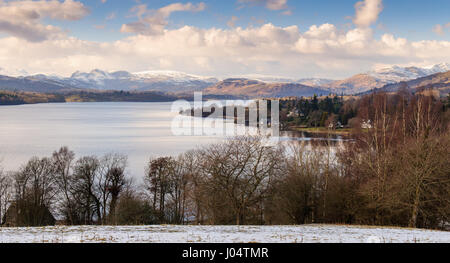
[[409, 184, 421, 228], [109, 195, 118, 225]]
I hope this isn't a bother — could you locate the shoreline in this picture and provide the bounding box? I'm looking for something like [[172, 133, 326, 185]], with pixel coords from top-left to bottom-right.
[[289, 127, 353, 135]]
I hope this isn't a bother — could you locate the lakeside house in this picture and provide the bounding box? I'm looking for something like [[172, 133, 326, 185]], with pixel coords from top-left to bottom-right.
[[361, 120, 373, 129]]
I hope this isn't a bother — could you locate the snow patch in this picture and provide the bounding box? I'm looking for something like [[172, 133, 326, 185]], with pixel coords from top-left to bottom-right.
[[368, 63, 450, 83], [0, 225, 448, 243]]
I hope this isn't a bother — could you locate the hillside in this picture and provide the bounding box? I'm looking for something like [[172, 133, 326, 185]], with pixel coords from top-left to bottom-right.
[[1, 63, 448, 97], [381, 70, 450, 95], [367, 63, 450, 83], [49, 69, 218, 93], [0, 70, 219, 94], [204, 78, 329, 98], [0, 75, 80, 93], [324, 74, 386, 94], [320, 63, 450, 94]]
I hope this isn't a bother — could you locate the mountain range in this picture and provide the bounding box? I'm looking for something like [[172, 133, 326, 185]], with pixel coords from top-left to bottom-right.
[[320, 63, 450, 94], [38, 70, 219, 93], [380, 70, 450, 95], [0, 63, 449, 98], [203, 78, 329, 98]]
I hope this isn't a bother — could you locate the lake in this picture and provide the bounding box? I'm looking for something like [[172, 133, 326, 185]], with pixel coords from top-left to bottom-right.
[[0, 102, 345, 179], [0, 102, 227, 179]]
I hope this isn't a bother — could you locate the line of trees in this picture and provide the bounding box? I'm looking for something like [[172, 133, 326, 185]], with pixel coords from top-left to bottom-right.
[[0, 91, 449, 229], [0, 150, 129, 226], [0, 90, 65, 105], [280, 95, 351, 128], [338, 90, 449, 228]]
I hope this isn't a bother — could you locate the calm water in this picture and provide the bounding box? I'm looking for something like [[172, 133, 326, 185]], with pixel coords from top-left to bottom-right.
[[0, 102, 345, 179], [0, 102, 227, 179]]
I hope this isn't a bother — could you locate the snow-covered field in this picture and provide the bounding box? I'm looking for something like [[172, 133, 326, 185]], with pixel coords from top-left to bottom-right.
[[0, 225, 448, 243]]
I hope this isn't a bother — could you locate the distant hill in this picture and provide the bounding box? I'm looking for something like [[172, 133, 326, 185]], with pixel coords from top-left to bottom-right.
[[379, 70, 450, 96], [297, 78, 334, 87], [320, 63, 450, 94], [324, 74, 386, 94], [1, 63, 448, 97], [367, 63, 450, 83], [204, 78, 329, 98], [225, 64, 450, 95], [44, 69, 218, 93], [0, 75, 80, 93], [0, 70, 219, 94]]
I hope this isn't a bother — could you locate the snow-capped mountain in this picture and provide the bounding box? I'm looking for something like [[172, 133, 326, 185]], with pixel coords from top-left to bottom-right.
[[205, 78, 330, 98], [39, 69, 220, 93], [236, 74, 297, 83], [133, 70, 218, 83], [0, 67, 29, 77], [380, 70, 450, 95], [1, 63, 448, 96], [236, 74, 335, 87], [71, 69, 114, 84], [297, 78, 335, 87], [367, 63, 450, 84], [323, 63, 450, 94]]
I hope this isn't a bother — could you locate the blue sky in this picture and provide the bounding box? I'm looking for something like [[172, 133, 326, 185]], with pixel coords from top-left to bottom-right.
[[57, 0, 450, 42], [0, 0, 449, 78]]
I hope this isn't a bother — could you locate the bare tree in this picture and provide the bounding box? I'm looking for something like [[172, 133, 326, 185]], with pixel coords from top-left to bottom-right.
[[396, 136, 449, 228], [54, 151, 128, 225], [0, 167, 12, 226], [72, 156, 101, 225], [145, 157, 175, 223], [10, 157, 58, 226], [351, 92, 400, 225], [100, 153, 128, 225], [398, 94, 448, 228], [199, 136, 283, 225], [52, 147, 76, 224], [166, 154, 193, 224], [182, 150, 207, 224]]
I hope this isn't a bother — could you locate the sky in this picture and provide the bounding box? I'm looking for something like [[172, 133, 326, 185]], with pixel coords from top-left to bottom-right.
[[0, 0, 449, 79]]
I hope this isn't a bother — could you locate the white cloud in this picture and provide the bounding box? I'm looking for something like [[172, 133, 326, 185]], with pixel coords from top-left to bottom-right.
[[353, 0, 383, 28], [227, 16, 239, 28], [281, 10, 292, 16], [266, 0, 288, 10], [0, 0, 89, 42], [121, 2, 206, 35], [432, 24, 444, 36], [432, 23, 450, 36], [1, 22, 449, 79], [238, 0, 289, 11]]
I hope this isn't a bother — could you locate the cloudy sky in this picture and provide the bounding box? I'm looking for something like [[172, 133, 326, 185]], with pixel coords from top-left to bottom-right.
[[0, 0, 449, 79]]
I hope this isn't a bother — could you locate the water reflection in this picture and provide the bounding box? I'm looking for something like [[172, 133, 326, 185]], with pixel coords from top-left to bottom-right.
[[0, 102, 351, 180], [0, 102, 225, 179], [280, 130, 351, 147]]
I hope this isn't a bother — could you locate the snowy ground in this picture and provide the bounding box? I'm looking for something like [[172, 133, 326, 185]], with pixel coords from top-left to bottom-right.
[[0, 225, 448, 243]]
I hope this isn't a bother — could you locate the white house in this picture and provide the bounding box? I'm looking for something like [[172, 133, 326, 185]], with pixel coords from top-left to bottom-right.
[[361, 120, 373, 129]]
